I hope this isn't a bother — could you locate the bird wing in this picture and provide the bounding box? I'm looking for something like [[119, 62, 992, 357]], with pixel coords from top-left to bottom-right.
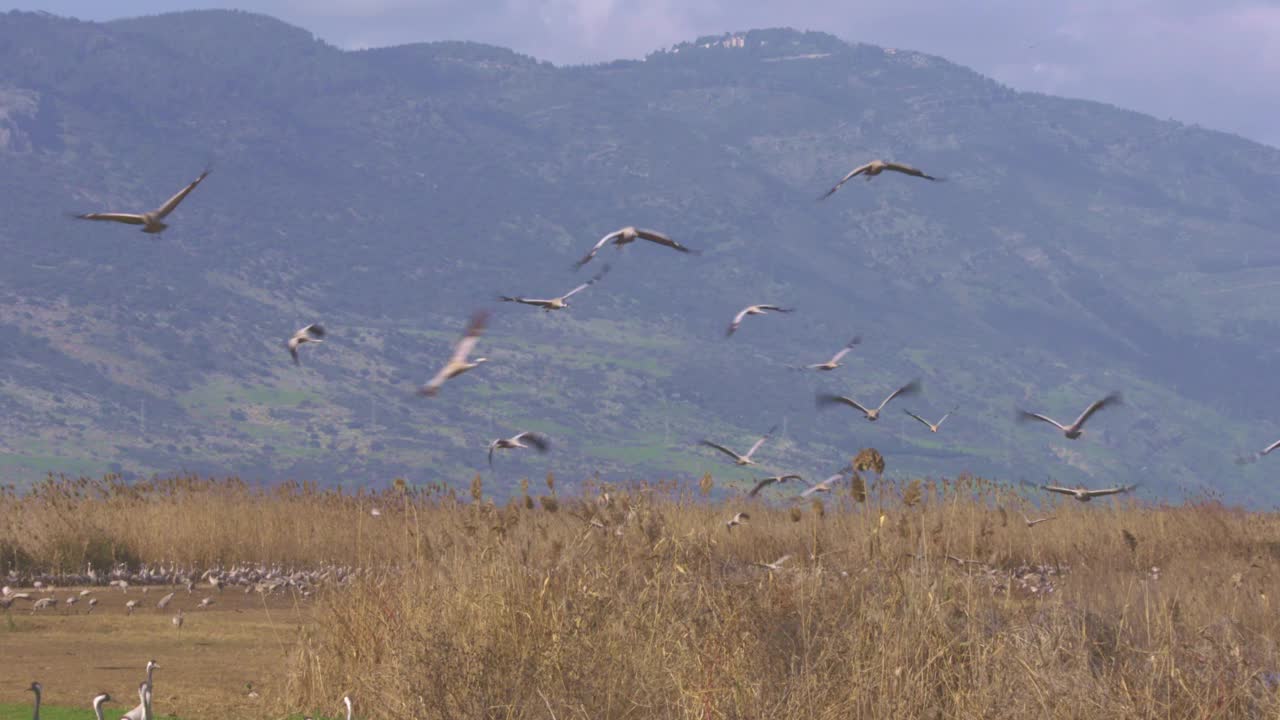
[[449, 311, 489, 365], [936, 406, 958, 427], [800, 476, 839, 497], [305, 323, 326, 339], [726, 307, 752, 336], [289, 344, 300, 365], [635, 228, 693, 253], [514, 432, 551, 453], [487, 442, 497, 468], [75, 212, 147, 225], [699, 440, 744, 461], [561, 264, 610, 300], [154, 168, 211, 218], [420, 366, 451, 396], [902, 409, 935, 429], [883, 162, 939, 181], [574, 230, 622, 269], [754, 305, 794, 313], [1084, 485, 1136, 498], [1262, 439, 1280, 455], [500, 296, 553, 307], [829, 336, 862, 363], [820, 162, 873, 200], [1071, 392, 1122, 429], [1039, 485, 1077, 496], [744, 424, 779, 459], [1017, 411, 1067, 431], [877, 379, 921, 411], [747, 477, 778, 497], [816, 393, 871, 416]]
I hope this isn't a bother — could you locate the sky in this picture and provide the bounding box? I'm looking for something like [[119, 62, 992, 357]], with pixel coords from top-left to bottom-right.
[[11, 1, 1280, 147]]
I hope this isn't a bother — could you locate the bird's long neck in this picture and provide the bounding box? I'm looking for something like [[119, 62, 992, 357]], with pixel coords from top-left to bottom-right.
[[93, 698, 106, 720], [31, 688, 40, 720]]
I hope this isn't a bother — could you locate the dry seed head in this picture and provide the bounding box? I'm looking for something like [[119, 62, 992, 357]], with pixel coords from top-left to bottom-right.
[[1122, 529, 1138, 553], [470, 474, 483, 503], [810, 499, 825, 518], [539, 495, 559, 513], [902, 479, 922, 508], [699, 472, 714, 497], [850, 472, 867, 503], [854, 448, 885, 476], [789, 507, 802, 523]]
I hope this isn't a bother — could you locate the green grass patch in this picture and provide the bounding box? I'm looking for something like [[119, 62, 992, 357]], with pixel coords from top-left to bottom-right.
[[0, 704, 179, 720], [0, 452, 103, 476]]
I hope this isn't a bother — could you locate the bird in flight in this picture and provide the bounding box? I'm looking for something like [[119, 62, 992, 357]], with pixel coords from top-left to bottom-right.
[[1235, 438, 1280, 465], [574, 226, 697, 269], [500, 265, 609, 311], [726, 304, 794, 337], [801, 336, 861, 371], [1017, 392, 1121, 439], [73, 167, 211, 233], [903, 406, 957, 433], [287, 323, 325, 365], [753, 554, 792, 572], [487, 431, 550, 467], [747, 474, 803, 498], [725, 511, 750, 530], [419, 311, 489, 397], [699, 425, 779, 466], [816, 380, 921, 422], [820, 159, 940, 200], [1021, 512, 1055, 527], [799, 472, 846, 498], [1040, 483, 1138, 502]]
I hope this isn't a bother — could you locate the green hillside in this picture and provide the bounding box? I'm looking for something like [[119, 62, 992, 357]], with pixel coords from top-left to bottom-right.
[[1, 12, 1278, 501]]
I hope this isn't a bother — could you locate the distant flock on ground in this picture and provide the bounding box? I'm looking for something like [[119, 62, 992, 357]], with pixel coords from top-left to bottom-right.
[[8, 567, 359, 719], [61, 153, 1214, 506]]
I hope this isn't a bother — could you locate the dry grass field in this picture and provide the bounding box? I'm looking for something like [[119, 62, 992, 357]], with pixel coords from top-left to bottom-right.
[[4, 473, 1280, 719], [0, 587, 309, 720]]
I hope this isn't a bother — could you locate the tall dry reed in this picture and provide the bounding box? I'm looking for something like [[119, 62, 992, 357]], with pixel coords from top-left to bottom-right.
[[5, 474, 1280, 719]]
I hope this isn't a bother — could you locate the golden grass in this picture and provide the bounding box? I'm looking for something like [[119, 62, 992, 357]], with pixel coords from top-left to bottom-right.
[[6, 474, 1280, 719]]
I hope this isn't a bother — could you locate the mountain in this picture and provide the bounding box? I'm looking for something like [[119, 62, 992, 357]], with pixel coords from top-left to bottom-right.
[[1, 11, 1278, 502]]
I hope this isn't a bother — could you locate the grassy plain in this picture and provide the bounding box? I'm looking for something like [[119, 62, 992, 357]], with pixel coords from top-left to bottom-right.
[[3, 474, 1280, 719]]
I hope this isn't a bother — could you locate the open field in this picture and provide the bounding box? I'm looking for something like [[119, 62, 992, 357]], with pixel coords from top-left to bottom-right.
[[4, 474, 1280, 719], [0, 589, 310, 720]]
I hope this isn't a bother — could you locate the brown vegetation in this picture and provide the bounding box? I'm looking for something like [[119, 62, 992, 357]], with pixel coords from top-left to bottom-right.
[[5, 474, 1280, 719]]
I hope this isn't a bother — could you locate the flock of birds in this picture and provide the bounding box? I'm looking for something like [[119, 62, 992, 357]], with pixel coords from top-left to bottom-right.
[[59, 153, 1182, 511], [21, 660, 356, 720], [1, 562, 362, 613]]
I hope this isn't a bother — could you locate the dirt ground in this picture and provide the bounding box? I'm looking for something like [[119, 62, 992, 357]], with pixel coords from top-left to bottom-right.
[[0, 584, 318, 718]]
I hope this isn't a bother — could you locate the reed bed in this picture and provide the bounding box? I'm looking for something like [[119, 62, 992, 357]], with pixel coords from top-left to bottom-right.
[[5, 473, 1280, 719]]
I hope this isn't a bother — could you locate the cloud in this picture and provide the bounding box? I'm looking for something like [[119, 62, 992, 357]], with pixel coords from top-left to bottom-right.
[[9, 0, 1280, 146]]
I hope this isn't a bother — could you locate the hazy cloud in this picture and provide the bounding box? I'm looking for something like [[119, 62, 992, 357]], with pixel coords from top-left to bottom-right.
[[12, 0, 1280, 145]]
